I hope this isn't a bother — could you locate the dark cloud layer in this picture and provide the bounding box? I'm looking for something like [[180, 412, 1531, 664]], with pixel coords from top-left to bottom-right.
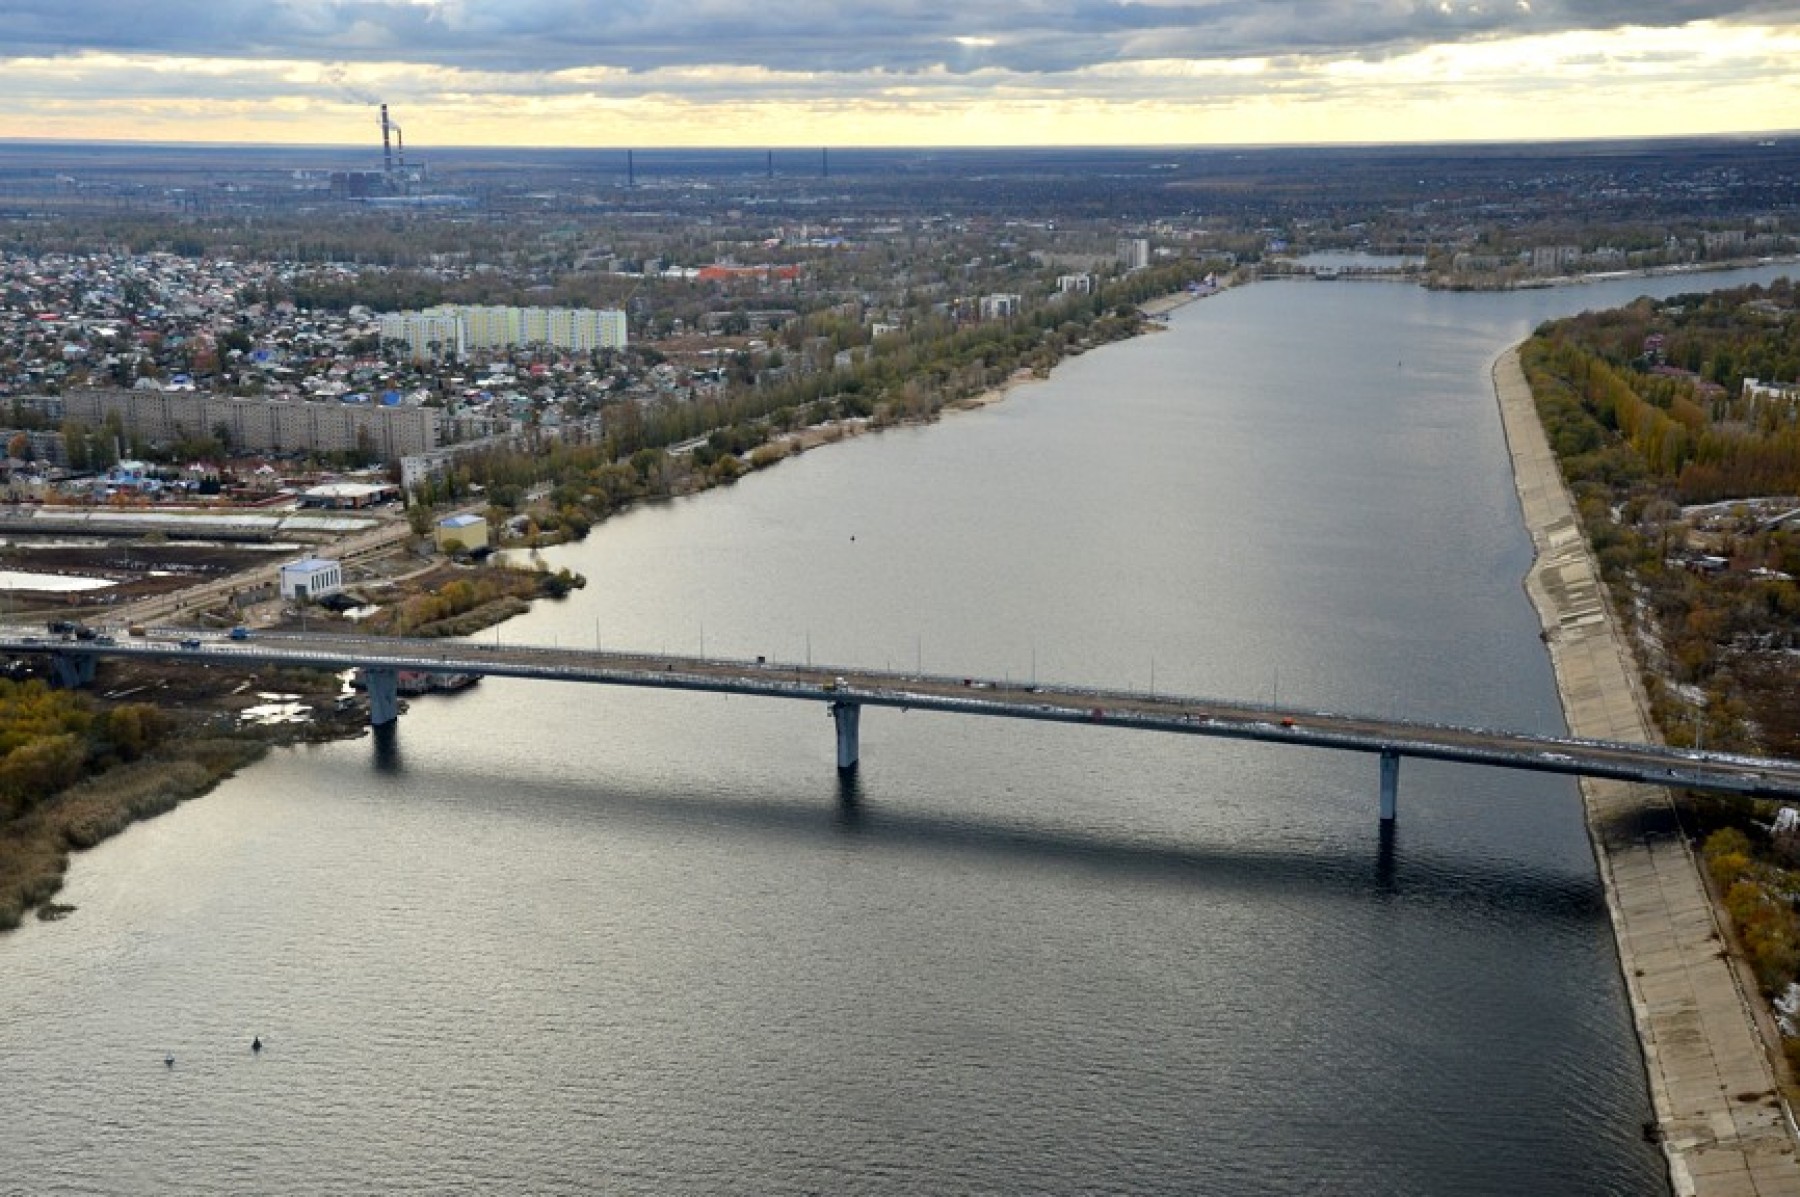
[[8, 0, 1798, 76]]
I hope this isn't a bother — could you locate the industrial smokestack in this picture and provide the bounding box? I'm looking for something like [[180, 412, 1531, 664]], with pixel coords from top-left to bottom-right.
[[380, 104, 393, 177], [627, 149, 635, 188]]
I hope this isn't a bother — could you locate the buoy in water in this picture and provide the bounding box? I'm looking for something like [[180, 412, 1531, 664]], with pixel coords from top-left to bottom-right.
[[164, 1054, 175, 1068], [252, 1036, 262, 1053]]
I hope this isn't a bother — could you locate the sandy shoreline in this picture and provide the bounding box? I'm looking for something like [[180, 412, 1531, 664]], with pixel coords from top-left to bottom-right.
[[1494, 345, 1800, 1196]]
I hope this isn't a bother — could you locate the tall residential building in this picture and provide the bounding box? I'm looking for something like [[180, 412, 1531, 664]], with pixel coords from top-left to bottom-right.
[[380, 305, 629, 360], [1530, 245, 1580, 274], [63, 389, 441, 460], [978, 293, 1023, 321], [378, 309, 464, 361], [1117, 238, 1151, 272]]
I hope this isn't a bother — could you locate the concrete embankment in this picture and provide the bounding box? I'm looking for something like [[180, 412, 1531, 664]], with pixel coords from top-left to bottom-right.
[[1495, 346, 1800, 1196]]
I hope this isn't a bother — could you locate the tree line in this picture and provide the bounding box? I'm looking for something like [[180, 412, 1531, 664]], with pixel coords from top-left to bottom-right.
[[1527, 279, 1800, 1044]]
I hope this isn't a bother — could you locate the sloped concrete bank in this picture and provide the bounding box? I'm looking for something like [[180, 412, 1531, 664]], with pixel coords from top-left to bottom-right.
[[1495, 345, 1800, 1196]]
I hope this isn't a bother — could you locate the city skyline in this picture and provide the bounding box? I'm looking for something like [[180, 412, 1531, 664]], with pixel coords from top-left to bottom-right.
[[3, 1, 1797, 149]]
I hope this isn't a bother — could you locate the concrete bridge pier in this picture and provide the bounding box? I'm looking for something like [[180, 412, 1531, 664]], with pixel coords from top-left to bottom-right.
[[48, 651, 96, 689], [831, 701, 861, 772], [1379, 749, 1400, 822], [365, 668, 400, 727]]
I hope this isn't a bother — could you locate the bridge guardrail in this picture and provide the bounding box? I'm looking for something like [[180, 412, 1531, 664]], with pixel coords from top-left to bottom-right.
[[5, 629, 1799, 800]]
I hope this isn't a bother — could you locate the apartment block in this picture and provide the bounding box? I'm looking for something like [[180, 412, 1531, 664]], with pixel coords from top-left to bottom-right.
[[63, 389, 442, 460]]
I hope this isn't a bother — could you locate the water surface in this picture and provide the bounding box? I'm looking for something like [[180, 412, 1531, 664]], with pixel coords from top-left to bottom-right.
[[6, 265, 1793, 1194]]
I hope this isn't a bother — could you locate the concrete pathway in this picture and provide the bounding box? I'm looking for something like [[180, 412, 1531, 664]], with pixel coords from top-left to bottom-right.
[[1496, 346, 1800, 1196]]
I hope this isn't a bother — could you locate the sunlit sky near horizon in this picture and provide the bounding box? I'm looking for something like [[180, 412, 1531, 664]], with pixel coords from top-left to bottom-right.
[[3, 0, 1797, 149]]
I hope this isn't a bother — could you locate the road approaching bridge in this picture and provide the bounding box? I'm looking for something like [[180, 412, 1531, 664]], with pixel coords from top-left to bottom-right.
[[12, 624, 1800, 821]]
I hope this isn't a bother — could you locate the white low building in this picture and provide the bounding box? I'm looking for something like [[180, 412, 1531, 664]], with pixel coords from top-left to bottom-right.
[[279, 557, 343, 600], [298, 481, 400, 509]]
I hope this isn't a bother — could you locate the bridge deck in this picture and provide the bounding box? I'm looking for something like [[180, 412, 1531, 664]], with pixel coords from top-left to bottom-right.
[[13, 625, 1800, 801]]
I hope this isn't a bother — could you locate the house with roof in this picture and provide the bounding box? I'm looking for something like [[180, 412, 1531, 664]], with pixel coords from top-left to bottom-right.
[[435, 513, 489, 554]]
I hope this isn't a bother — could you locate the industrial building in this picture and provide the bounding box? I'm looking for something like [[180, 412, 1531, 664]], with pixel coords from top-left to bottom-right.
[[298, 480, 402, 509], [330, 103, 444, 201]]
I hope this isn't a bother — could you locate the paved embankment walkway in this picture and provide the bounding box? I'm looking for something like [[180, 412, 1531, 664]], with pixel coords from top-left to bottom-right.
[[1496, 346, 1800, 1196]]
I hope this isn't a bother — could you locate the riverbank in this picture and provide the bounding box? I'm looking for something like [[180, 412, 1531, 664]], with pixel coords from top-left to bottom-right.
[[0, 714, 345, 930], [1138, 288, 1210, 317], [1495, 345, 1800, 1196], [1434, 254, 1800, 292], [0, 552, 579, 930], [681, 291, 1208, 464]]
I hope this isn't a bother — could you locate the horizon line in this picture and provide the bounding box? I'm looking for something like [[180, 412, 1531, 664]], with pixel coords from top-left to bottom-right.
[[0, 129, 1793, 157]]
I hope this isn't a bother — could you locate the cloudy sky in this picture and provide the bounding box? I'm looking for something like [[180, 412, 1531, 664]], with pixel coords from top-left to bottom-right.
[[3, 0, 1796, 148]]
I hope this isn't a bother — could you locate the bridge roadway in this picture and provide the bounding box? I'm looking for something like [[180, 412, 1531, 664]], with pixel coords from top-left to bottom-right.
[[13, 624, 1800, 817]]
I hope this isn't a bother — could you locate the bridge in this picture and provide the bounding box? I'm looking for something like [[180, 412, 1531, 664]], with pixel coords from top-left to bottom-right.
[[11, 624, 1800, 822]]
